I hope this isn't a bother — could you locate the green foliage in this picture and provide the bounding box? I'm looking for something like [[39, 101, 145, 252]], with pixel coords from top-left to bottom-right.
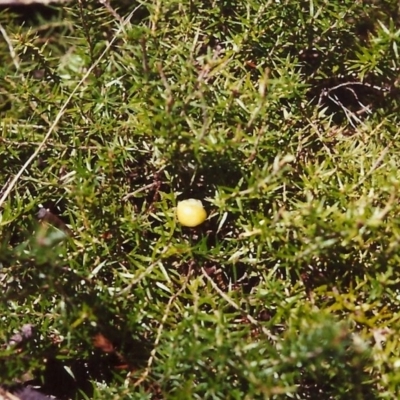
[[1, 0, 400, 398]]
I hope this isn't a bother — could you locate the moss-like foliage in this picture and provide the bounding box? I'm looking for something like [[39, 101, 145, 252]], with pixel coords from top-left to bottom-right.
[[1, 0, 400, 399]]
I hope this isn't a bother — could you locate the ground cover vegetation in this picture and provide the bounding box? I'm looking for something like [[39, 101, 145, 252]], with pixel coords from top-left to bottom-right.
[[1, 0, 400, 398]]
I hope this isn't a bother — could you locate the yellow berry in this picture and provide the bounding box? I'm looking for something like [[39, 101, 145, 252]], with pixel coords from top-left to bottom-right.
[[176, 199, 207, 227]]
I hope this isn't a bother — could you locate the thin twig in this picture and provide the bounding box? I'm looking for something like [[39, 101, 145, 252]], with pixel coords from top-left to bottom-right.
[[118, 246, 172, 296], [122, 182, 157, 201], [139, 37, 149, 75], [157, 63, 174, 112], [98, 0, 123, 23], [0, 6, 141, 210], [131, 266, 193, 387], [0, 137, 100, 150], [318, 80, 388, 127], [351, 122, 398, 191], [0, 22, 20, 70], [201, 267, 278, 342]]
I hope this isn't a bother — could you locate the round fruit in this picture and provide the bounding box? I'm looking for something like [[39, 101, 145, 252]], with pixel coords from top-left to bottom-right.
[[176, 199, 207, 227]]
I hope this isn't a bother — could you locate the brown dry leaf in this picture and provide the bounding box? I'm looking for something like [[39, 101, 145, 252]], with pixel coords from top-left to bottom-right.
[[37, 208, 73, 236], [92, 333, 115, 353], [92, 333, 130, 370]]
